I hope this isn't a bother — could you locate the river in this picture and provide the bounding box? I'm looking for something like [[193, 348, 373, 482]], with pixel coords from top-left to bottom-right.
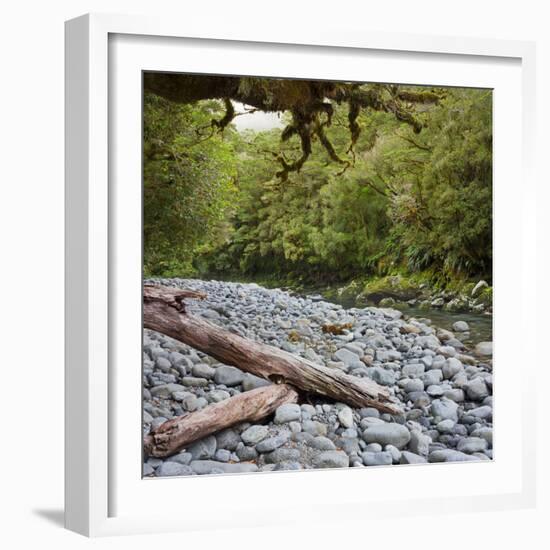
[[297, 286, 493, 347], [201, 275, 493, 347]]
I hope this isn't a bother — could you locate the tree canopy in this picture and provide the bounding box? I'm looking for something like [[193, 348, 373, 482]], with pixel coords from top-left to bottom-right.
[[143, 75, 492, 285], [144, 74, 440, 180]]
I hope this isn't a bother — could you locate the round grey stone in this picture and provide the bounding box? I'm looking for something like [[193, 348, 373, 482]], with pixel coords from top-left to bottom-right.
[[469, 405, 492, 419], [436, 419, 455, 433], [302, 420, 328, 436], [214, 366, 244, 386], [312, 450, 349, 469], [408, 430, 432, 457], [465, 377, 489, 401], [362, 451, 393, 466], [190, 460, 258, 475], [475, 341, 493, 356], [235, 443, 258, 461], [155, 357, 172, 372], [403, 378, 425, 392], [143, 463, 155, 476], [337, 406, 354, 428], [256, 433, 290, 453], [428, 449, 478, 463], [241, 373, 271, 391], [385, 444, 402, 463], [442, 357, 463, 379], [187, 435, 217, 460], [214, 449, 231, 462], [241, 425, 269, 445], [457, 437, 489, 454], [362, 423, 411, 449], [274, 403, 301, 424], [273, 462, 303, 471], [192, 363, 215, 379], [430, 398, 459, 421], [264, 448, 301, 464], [471, 426, 493, 446], [208, 389, 231, 403], [180, 377, 208, 387], [452, 321, 470, 332], [170, 452, 192, 465], [308, 436, 337, 451], [156, 462, 194, 477], [400, 451, 427, 464]]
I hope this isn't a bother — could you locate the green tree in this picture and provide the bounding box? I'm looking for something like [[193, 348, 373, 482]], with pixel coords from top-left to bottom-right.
[[386, 88, 492, 279], [143, 93, 237, 276], [143, 81, 492, 286]]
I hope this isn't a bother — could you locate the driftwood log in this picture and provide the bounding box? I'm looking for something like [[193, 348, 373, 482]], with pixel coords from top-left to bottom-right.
[[144, 384, 298, 458], [143, 284, 400, 414]]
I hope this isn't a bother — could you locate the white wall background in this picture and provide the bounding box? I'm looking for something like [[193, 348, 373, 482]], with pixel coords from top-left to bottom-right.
[[0, 0, 547, 547]]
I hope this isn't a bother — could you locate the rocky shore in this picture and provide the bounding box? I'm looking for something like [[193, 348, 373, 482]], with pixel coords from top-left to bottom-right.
[[330, 275, 493, 314], [143, 278, 493, 477]]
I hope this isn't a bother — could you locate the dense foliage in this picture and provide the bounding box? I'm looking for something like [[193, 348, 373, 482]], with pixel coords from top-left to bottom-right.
[[143, 84, 492, 284], [143, 94, 237, 276]]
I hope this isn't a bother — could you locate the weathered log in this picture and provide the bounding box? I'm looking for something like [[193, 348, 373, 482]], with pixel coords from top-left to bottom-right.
[[144, 284, 206, 303], [143, 285, 400, 413], [144, 383, 299, 458]]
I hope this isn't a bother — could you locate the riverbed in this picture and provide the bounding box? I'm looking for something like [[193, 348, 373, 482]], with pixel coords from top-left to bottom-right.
[[143, 277, 494, 477], [293, 286, 493, 347], [203, 275, 493, 346]]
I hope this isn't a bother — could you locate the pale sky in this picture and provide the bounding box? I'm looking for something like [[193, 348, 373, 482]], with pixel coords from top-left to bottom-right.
[[232, 101, 285, 132]]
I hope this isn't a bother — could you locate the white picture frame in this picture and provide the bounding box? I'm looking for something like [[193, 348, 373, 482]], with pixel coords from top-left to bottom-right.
[[65, 13, 537, 537]]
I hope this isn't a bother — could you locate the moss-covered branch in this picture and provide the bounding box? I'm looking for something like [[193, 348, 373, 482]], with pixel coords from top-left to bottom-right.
[[144, 73, 439, 179]]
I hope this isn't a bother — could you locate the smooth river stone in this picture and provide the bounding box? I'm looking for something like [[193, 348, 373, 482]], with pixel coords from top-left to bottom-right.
[[362, 423, 411, 449]]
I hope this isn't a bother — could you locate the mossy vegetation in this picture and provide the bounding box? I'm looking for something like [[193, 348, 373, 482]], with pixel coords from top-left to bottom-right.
[[143, 76, 492, 301]]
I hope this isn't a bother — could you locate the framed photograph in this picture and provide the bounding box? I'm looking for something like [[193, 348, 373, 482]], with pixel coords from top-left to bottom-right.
[[65, 13, 537, 536]]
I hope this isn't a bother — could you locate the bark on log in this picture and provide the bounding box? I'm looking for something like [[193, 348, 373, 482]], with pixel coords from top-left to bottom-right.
[[144, 384, 299, 458], [143, 285, 400, 414]]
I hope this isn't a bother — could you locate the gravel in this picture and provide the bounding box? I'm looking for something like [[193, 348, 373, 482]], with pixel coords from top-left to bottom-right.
[[190, 460, 259, 475], [362, 451, 393, 466], [430, 398, 459, 421], [187, 435, 217, 460], [312, 451, 349, 468], [143, 278, 493, 478], [475, 342, 493, 356], [264, 448, 301, 464], [308, 436, 337, 451], [214, 366, 244, 386], [337, 406, 354, 428], [464, 377, 489, 400], [241, 425, 269, 445], [428, 449, 479, 462], [400, 451, 428, 464], [457, 437, 489, 454], [409, 430, 432, 457], [442, 357, 463, 379], [256, 434, 290, 453], [156, 462, 195, 476], [215, 429, 241, 451], [362, 423, 411, 449], [274, 403, 302, 424]]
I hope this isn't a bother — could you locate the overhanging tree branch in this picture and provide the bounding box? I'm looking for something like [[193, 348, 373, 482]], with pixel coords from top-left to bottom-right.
[[143, 74, 439, 180]]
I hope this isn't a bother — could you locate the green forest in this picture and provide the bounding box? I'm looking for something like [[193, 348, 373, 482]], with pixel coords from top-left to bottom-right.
[[143, 77, 492, 292]]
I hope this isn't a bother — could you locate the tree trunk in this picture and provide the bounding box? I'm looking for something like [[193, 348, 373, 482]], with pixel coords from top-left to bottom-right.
[[143, 285, 400, 414], [144, 384, 299, 458]]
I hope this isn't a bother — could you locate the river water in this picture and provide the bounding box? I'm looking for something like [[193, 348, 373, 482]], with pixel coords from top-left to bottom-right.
[[203, 275, 493, 347], [298, 288, 493, 347]]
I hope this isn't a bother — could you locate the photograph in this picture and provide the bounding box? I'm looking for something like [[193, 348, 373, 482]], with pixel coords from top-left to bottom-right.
[[141, 73, 493, 477], [0, 0, 545, 543]]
